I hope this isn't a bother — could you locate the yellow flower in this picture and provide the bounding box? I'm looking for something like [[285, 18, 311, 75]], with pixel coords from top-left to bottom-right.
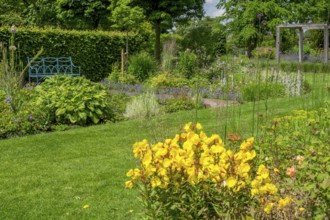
[[278, 196, 293, 210], [257, 165, 269, 179], [299, 207, 305, 212], [196, 123, 203, 130], [210, 145, 225, 154], [237, 163, 251, 176], [142, 150, 152, 167], [184, 122, 192, 132], [151, 177, 161, 188], [83, 204, 89, 209], [274, 168, 280, 174], [163, 158, 171, 168], [125, 180, 134, 189], [259, 183, 277, 195], [226, 176, 237, 188], [240, 137, 254, 151], [263, 202, 275, 214]]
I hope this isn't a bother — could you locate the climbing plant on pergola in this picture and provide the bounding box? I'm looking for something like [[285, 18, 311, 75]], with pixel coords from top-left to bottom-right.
[[276, 23, 329, 64]]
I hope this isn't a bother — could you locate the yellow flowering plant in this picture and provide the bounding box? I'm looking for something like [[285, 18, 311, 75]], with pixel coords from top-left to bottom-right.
[[256, 106, 330, 219], [125, 122, 280, 219]]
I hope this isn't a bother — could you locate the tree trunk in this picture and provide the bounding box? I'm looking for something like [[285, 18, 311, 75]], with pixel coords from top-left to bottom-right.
[[154, 20, 161, 62]]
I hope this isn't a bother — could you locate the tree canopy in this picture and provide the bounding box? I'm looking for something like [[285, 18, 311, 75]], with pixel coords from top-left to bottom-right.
[[217, 0, 330, 56], [130, 0, 205, 61]]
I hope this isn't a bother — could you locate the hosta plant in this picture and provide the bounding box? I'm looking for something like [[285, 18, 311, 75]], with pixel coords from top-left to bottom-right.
[[31, 75, 113, 126]]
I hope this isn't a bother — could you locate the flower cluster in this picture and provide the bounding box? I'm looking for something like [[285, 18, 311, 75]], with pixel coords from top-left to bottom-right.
[[126, 123, 259, 191]]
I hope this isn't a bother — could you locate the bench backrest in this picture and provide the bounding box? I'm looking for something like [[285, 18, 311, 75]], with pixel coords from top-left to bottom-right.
[[28, 57, 75, 75]]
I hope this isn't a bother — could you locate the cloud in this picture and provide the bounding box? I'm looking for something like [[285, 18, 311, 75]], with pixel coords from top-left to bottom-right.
[[204, 1, 224, 18]]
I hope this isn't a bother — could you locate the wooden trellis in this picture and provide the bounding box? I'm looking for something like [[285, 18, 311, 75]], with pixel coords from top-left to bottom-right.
[[276, 23, 329, 64]]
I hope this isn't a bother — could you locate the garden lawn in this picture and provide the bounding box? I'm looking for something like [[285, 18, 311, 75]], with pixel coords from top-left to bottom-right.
[[0, 72, 329, 219]]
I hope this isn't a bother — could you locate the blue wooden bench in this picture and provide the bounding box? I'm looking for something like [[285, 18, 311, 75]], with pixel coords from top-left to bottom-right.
[[28, 57, 81, 83]]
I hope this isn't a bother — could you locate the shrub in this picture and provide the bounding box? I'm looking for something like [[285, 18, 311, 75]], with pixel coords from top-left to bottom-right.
[[0, 27, 146, 81], [175, 50, 198, 79], [147, 73, 189, 89], [125, 122, 292, 219], [31, 75, 113, 125], [257, 106, 330, 218], [252, 47, 275, 60], [128, 52, 157, 82], [159, 97, 201, 113], [241, 82, 285, 101], [124, 92, 160, 119], [0, 89, 50, 139]]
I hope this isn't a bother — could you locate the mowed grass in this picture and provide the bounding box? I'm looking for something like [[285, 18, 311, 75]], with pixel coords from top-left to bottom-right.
[[0, 72, 329, 219]]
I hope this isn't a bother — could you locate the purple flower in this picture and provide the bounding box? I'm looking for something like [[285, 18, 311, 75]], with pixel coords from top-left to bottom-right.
[[196, 49, 202, 54], [262, 20, 267, 24], [11, 25, 16, 33], [257, 13, 264, 20], [267, 31, 272, 36], [29, 115, 33, 120], [14, 118, 17, 123], [6, 97, 10, 103]]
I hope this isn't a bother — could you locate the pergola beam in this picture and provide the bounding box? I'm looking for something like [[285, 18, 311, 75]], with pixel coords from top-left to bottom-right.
[[325, 25, 329, 64], [298, 28, 303, 63], [276, 23, 330, 64]]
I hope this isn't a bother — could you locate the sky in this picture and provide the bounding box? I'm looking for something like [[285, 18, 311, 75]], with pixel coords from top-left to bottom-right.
[[204, 0, 224, 18]]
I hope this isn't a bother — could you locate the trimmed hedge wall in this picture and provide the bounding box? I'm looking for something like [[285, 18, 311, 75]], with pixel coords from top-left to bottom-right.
[[0, 27, 147, 81]]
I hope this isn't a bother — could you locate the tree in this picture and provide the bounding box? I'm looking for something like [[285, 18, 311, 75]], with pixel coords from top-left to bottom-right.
[[130, 0, 205, 61], [56, 0, 111, 29], [176, 17, 226, 59], [0, 0, 59, 27], [217, 0, 290, 57], [109, 0, 150, 70]]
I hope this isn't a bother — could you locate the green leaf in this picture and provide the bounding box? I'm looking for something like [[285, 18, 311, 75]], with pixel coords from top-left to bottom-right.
[[55, 108, 66, 116]]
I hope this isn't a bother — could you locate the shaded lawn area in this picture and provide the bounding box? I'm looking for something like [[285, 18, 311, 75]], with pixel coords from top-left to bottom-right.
[[0, 73, 328, 219]]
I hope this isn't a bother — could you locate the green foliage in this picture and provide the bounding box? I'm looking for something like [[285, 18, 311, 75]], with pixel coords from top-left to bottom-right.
[[176, 50, 198, 79], [0, 27, 146, 82], [130, 0, 204, 60], [252, 47, 275, 59], [176, 17, 226, 59], [161, 40, 177, 73], [128, 52, 157, 82], [107, 93, 131, 122], [160, 97, 202, 113], [31, 75, 113, 126], [56, 0, 111, 29], [147, 73, 189, 89], [257, 105, 330, 218], [124, 92, 160, 119], [218, 0, 290, 55], [241, 82, 286, 102], [0, 88, 50, 139]]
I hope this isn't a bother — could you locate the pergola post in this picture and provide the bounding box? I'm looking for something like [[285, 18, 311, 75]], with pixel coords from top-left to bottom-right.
[[324, 25, 329, 64], [276, 26, 281, 63], [298, 28, 304, 63]]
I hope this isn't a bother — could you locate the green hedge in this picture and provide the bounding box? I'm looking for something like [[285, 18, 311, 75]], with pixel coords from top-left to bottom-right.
[[0, 27, 147, 81]]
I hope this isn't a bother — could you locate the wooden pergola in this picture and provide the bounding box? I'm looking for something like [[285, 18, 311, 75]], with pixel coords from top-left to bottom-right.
[[276, 23, 329, 64]]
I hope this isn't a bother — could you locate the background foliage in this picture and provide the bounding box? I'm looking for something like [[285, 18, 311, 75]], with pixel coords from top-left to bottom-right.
[[0, 27, 147, 81]]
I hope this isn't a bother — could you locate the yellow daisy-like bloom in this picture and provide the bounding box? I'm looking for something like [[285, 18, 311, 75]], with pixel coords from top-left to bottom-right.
[[196, 123, 203, 130], [257, 165, 269, 179], [83, 204, 89, 209], [277, 196, 294, 210], [240, 137, 254, 151], [226, 176, 237, 188], [184, 122, 192, 132], [263, 202, 275, 214], [125, 180, 134, 189]]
